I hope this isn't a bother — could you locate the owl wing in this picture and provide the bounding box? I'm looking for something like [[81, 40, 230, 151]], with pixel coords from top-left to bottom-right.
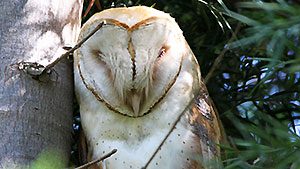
[[144, 79, 225, 169], [78, 130, 101, 169], [183, 78, 225, 168]]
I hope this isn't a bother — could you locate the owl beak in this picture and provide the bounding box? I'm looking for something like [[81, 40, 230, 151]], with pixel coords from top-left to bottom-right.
[[131, 93, 141, 117]]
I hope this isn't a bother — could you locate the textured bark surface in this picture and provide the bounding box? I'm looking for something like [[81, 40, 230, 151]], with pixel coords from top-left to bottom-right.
[[0, 0, 82, 167]]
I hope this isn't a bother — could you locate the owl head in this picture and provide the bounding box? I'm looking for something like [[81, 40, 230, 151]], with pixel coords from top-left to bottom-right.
[[75, 6, 190, 117]]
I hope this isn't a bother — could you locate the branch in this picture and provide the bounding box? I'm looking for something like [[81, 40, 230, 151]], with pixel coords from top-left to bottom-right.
[[141, 95, 196, 169], [74, 149, 117, 169], [45, 20, 106, 70], [204, 23, 242, 84], [16, 21, 106, 77]]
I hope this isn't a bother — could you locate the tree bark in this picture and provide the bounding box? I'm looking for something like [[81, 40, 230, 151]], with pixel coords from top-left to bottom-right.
[[0, 0, 82, 167]]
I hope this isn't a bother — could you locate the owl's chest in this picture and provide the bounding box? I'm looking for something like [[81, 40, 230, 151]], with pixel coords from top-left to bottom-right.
[[77, 59, 198, 168], [81, 101, 195, 169]]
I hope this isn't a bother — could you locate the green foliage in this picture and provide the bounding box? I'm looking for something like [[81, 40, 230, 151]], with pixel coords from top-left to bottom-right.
[[225, 1, 300, 72], [30, 150, 66, 169], [213, 1, 300, 168], [223, 111, 300, 169]]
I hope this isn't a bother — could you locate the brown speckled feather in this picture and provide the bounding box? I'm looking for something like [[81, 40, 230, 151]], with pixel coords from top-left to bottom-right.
[[137, 75, 224, 169], [185, 80, 224, 168]]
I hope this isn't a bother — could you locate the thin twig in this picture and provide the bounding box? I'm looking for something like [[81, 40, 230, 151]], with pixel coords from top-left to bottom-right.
[[204, 23, 242, 84], [95, 0, 103, 10], [83, 0, 95, 17], [75, 149, 117, 169], [142, 95, 196, 169], [43, 21, 106, 73], [14, 21, 106, 77]]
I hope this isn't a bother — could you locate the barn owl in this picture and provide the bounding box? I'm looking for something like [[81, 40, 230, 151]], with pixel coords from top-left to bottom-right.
[[74, 6, 224, 169]]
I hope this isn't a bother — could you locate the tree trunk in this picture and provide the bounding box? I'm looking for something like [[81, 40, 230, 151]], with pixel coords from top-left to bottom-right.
[[0, 0, 82, 167]]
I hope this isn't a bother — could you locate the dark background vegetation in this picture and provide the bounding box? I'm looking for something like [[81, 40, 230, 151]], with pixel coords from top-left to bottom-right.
[[71, 0, 300, 168]]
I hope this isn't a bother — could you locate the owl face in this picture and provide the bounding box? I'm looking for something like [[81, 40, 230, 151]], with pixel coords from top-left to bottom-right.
[[76, 7, 188, 117]]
